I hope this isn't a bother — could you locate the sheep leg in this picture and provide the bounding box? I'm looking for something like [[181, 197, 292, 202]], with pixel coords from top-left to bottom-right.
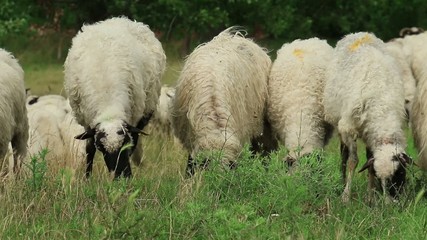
[[11, 131, 28, 174], [341, 135, 358, 203], [85, 137, 96, 178], [130, 134, 143, 166], [0, 145, 8, 175], [131, 142, 143, 166], [365, 147, 375, 203], [113, 158, 132, 178], [340, 141, 349, 185], [185, 154, 196, 177], [128, 114, 151, 166]]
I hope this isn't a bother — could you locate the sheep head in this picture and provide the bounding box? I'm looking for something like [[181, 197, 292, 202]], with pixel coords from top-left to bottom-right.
[[75, 120, 144, 178], [359, 150, 413, 198]]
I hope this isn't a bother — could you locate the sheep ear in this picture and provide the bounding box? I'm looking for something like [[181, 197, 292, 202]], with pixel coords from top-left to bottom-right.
[[127, 126, 149, 136], [359, 158, 375, 173], [136, 111, 154, 130], [398, 153, 417, 167], [28, 96, 39, 105], [75, 128, 95, 140]]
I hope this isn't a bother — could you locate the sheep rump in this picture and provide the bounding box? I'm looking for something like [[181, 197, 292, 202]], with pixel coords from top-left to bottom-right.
[[172, 27, 271, 174], [267, 37, 334, 164]]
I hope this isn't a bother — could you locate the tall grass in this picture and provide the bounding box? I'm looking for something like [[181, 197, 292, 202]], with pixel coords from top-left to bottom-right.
[[0, 34, 426, 239], [0, 133, 426, 239]]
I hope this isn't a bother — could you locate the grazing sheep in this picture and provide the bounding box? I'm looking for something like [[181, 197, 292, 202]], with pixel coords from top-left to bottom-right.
[[64, 17, 166, 178], [172, 27, 271, 175], [0, 48, 29, 175], [26, 94, 70, 159], [323, 32, 412, 202], [267, 38, 334, 165]]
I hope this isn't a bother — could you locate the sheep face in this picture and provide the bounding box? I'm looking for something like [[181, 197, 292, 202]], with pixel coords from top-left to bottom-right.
[[75, 120, 143, 178], [360, 151, 412, 198]]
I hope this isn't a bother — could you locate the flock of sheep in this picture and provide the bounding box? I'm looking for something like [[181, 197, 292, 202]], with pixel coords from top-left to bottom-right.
[[0, 16, 426, 203]]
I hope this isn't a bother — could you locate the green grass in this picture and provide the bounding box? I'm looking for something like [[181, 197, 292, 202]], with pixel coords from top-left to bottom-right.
[[1, 34, 427, 239], [1, 136, 426, 239]]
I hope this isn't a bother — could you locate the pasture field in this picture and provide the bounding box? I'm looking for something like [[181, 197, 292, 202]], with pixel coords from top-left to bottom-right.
[[0, 35, 426, 239]]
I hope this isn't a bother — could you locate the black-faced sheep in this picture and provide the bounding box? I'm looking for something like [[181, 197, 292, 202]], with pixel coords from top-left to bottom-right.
[[0, 48, 29, 175], [171, 27, 271, 175], [323, 32, 412, 202], [64, 17, 166, 178], [267, 38, 334, 166]]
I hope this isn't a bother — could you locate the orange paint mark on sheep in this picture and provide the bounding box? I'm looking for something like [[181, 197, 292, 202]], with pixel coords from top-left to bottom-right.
[[293, 49, 304, 59], [349, 34, 372, 52]]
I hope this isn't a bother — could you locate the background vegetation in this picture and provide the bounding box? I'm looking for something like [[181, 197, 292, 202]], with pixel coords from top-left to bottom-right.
[[1, 1, 427, 239]]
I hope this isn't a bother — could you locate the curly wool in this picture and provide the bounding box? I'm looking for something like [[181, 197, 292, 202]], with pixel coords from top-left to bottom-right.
[[172, 27, 271, 162], [267, 38, 333, 159]]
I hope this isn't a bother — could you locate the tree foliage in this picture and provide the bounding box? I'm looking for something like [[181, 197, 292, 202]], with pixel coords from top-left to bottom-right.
[[0, 0, 426, 42]]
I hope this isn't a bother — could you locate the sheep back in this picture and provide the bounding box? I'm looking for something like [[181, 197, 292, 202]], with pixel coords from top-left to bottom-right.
[[268, 38, 333, 158], [26, 95, 70, 159], [172, 27, 271, 161], [64, 16, 165, 128]]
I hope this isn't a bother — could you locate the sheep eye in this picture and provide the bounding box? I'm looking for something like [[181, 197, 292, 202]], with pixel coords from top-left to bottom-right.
[[117, 130, 124, 135]]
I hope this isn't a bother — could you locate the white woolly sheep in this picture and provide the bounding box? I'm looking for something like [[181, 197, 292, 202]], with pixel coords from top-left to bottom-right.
[[171, 27, 271, 175], [385, 39, 417, 121], [267, 37, 334, 165], [397, 32, 427, 85], [27, 94, 86, 171], [404, 32, 427, 170], [26, 94, 70, 159], [323, 32, 412, 202], [64, 16, 166, 178], [0, 48, 29, 175]]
